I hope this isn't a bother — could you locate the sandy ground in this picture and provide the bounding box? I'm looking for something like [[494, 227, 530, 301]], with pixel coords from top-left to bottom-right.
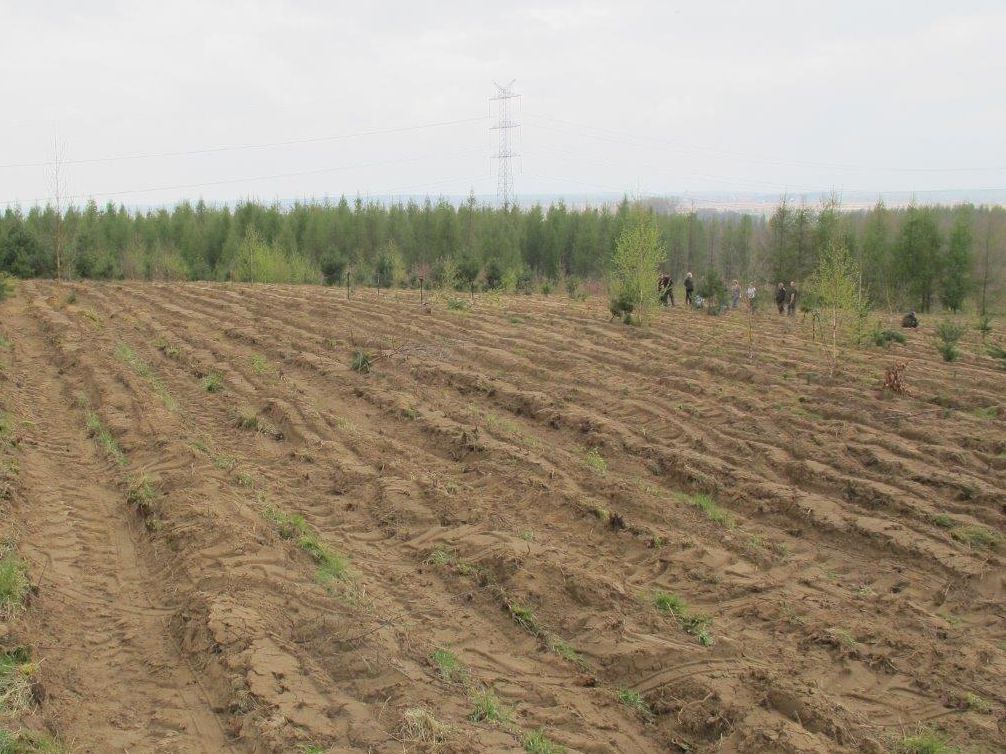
[[0, 280, 1003, 753]]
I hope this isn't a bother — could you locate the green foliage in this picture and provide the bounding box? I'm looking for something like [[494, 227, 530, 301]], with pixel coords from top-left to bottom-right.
[[617, 689, 652, 718], [430, 648, 467, 683], [350, 350, 373, 373], [446, 298, 470, 312], [679, 492, 733, 527], [0, 730, 64, 754], [0, 273, 15, 302], [895, 728, 959, 754], [84, 409, 127, 466], [935, 320, 966, 345], [936, 321, 966, 362], [941, 206, 973, 313], [0, 552, 29, 614], [1, 200, 1002, 316], [896, 205, 943, 312], [987, 343, 1006, 368], [584, 447, 607, 476], [609, 211, 665, 325], [811, 241, 866, 373], [229, 228, 320, 284], [937, 342, 959, 362], [868, 322, 906, 347], [468, 689, 511, 724], [697, 269, 727, 306], [263, 507, 348, 581], [653, 590, 714, 645], [951, 525, 1000, 549], [523, 730, 564, 754], [200, 373, 224, 393]]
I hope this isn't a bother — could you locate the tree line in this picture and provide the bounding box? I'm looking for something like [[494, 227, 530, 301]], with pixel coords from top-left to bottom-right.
[[0, 193, 1003, 313]]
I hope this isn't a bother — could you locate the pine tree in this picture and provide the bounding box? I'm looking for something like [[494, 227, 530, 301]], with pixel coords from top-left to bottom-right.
[[941, 205, 973, 313]]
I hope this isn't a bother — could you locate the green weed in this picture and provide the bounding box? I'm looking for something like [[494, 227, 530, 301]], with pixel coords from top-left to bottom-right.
[[251, 353, 276, 377], [235, 407, 259, 430], [830, 628, 859, 648], [523, 729, 564, 754], [84, 410, 126, 466], [964, 692, 991, 713], [298, 533, 347, 583], [972, 406, 998, 420], [424, 545, 455, 567], [546, 635, 584, 666], [932, 514, 954, 529], [0, 336, 10, 349], [678, 492, 733, 527], [201, 373, 224, 393], [468, 689, 511, 724], [430, 648, 467, 683], [584, 447, 607, 476], [617, 688, 653, 718], [951, 525, 1000, 549], [125, 474, 158, 516], [0, 646, 35, 716], [653, 591, 713, 645], [509, 603, 539, 634], [0, 554, 29, 615], [350, 350, 373, 373], [895, 728, 959, 754]]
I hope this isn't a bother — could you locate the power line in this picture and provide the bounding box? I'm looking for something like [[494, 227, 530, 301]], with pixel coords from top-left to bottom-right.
[[0, 148, 485, 207], [526, 113, 1006, 174], [0, 116, 486, 171]]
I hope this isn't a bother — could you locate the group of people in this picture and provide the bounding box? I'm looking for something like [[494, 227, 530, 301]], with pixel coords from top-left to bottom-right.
[[657, 273, 798, 315], [773, 281, 799, 316]]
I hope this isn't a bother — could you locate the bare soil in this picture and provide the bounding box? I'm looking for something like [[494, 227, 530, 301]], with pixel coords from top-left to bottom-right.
[[1, 281, 1003, 753]]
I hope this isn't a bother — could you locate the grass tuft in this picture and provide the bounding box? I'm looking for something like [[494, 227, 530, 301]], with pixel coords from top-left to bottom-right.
[[964, 692, 991, 713], [678, 492, 733, 527], [523, 729, 565, 754], [350, 350, 373, 373], [430, 648, 467, 683], [263, 507, 348, 582], [424, 545, 455, 567], [895, 728, 959, 754], [508, 603, 539, 634], [0, 553, 29, 616], [617, 688, 653, 718], [584, 447, 607, 476], [84, 410, 126, 466], [546, 635, 584, 666], [653, 590, 714, 645], [951, 525, 1000, 549], [468, 689, 511, 724], [0, 646, 35, 717], [200, 373, 224, 393]]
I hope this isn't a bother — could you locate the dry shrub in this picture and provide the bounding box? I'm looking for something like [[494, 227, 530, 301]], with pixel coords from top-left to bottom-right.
[[883, 362, 909, 395], [399, 707, 452, 749]]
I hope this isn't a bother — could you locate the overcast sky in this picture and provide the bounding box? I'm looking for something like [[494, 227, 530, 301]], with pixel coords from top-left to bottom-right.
[[2, 1, 1005, 209]]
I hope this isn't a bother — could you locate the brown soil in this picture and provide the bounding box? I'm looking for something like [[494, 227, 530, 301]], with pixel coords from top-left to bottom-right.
[[1, 281, 1003, 753]]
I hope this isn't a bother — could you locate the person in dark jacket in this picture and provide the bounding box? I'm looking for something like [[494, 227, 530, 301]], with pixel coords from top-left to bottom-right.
[[658, 273, 674, 306], [787, 281, 798, 316], [775, 282, 787, 314], [901, 310, 919, 328], [684, 272, 694, 306]]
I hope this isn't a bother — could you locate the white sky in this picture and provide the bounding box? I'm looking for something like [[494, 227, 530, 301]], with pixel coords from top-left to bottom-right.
[[2, 1, 1005, 208]]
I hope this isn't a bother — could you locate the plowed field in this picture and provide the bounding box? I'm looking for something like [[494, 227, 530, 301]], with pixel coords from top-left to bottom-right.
[[1, 281, 1003, 754]]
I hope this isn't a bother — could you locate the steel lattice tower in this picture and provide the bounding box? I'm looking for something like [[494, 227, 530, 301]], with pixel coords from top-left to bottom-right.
[[490, 80, 520, 209]]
